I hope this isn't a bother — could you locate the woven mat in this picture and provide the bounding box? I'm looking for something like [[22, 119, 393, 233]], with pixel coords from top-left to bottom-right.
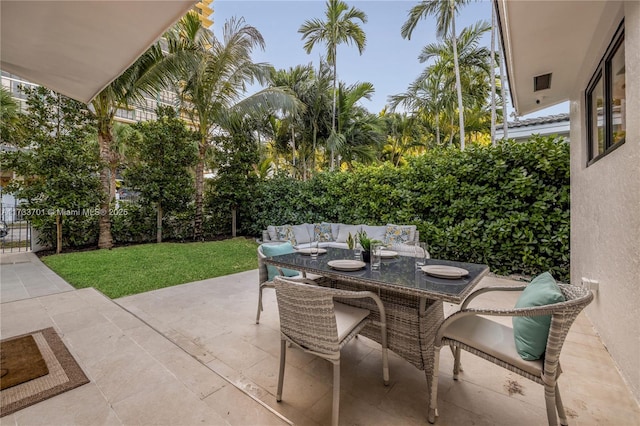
[[0, 327, 89, 417], [1, 334, 49, 390]]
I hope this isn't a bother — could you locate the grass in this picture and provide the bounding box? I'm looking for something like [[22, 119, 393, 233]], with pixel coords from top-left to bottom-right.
[[41, 238, 259, 299]]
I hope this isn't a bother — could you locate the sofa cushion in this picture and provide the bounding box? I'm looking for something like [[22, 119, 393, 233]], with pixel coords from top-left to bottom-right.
[[336, 224, 361, 243], [512, 272, 566, 361], [274, 225, 297, 245], [292, 224, 313, 245], [384, 224, 416, 245], [261, 242, 300, 281], [314, 222, 334, 242], [267, 225, 278, 241], [361, 225, 387, 243]]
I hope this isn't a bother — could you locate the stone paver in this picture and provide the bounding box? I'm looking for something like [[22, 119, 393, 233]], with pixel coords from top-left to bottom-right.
[[2, 252, 639, 425]]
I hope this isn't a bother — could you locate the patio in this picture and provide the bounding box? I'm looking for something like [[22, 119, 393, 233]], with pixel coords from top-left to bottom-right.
[[1, 251, 639, 425]]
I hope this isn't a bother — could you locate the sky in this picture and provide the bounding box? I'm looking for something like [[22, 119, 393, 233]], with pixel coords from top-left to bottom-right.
[[211, 0, 569, 120]]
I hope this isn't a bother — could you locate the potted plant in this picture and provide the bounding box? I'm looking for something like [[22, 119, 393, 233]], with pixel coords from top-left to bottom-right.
[[357, 230, 381, 263]]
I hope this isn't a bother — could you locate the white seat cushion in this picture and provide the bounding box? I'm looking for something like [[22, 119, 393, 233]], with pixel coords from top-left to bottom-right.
[[443, 315, 543, 378], [334, 302, 370, 341]]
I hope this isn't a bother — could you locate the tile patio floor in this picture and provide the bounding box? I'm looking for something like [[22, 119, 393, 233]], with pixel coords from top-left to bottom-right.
[[1, 251, 639, 425]]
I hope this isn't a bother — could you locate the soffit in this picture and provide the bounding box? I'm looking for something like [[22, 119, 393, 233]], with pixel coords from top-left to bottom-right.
[[496, 0, 609, 116], [0, 0, 196, 104]]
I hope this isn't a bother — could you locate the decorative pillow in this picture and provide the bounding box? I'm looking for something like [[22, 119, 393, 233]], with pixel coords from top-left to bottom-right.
[[314, 222, 334, 242], [336, 224, 361, 243], [261, 243, 300, 281], [513, 272, 566, 361], [274, 225, 297, 246], [384, 224, 415, 245]]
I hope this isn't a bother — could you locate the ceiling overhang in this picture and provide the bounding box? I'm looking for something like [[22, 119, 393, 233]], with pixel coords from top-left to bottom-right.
[[0, 0, 197, 104], [495, 0, 610, 116]]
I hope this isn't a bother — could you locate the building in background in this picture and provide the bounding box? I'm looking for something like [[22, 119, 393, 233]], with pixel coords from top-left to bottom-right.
[[495, 113, 570, 142]]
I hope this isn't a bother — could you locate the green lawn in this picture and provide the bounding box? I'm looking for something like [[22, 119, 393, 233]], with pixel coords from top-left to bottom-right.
[[41, 238, 259, 299]]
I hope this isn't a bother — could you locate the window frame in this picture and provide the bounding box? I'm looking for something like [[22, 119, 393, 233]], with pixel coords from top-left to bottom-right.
[[586, 20, 625, 166]]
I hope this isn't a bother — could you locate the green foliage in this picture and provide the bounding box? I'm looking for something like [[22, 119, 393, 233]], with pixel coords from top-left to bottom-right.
[[246, 136, 570, 280], [2, 86, 101, 248]]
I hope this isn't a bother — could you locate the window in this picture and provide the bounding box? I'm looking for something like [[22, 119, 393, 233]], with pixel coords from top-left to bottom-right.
[[586, 21, 625, 164]]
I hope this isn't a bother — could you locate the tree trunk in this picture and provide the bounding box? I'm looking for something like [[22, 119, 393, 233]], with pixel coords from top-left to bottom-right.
[[490, 4, 497, 146], [231, 207, 237, 237], [97, 125, 114, 249], [500, 41, 509, 138], [451, 9, 465, 150], [435, 111, 441, 146], [109, 164, 118, 201], [56, 214, 62, 254], [156, 201, 163, 243], [330, 54, 337, 170], [194, 151, 205, 241]]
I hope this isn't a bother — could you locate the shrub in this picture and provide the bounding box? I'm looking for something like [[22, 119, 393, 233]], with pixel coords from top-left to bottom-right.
[[246, 136, 570, 280]]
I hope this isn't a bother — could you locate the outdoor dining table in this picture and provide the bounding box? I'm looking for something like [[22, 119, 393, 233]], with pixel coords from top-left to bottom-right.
[[264, 246, 489, 404]]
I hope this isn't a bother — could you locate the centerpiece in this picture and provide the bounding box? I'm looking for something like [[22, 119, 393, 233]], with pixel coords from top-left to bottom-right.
[[357, 230, 381, 263]]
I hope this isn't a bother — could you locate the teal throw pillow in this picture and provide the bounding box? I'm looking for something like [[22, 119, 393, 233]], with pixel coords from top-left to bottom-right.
[[261, 242, 300, 281], [513, 272, 566, 360]]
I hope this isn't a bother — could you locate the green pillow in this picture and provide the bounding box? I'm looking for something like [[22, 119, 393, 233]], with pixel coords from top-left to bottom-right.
[[513, 272, 566, 360], [261, 243, 300, 281]]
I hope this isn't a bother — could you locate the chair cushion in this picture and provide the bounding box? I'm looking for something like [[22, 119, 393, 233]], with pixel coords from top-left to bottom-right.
[[444, 315, 543, 378], [261, 243, 300, 281], [334, 302, 370, 342], [513, 272, 566, 360], [314, 222, 334, 242]]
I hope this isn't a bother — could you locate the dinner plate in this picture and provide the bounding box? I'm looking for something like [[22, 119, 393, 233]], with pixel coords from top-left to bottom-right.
[[380, 250, 398, 258], [328, 260, 366, 271], [422, 265, 469, 279], [297, 248, 328, 255]]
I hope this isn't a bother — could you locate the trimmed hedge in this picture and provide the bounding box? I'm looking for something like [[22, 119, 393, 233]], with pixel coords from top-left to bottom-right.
[[242, 136, 570, 280]]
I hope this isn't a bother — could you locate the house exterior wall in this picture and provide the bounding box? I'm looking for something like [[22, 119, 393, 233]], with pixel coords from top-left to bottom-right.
[[570, 1, 640, 401]]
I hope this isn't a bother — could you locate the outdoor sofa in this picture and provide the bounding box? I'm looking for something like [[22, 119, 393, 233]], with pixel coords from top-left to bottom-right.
[[262, 223, 421, 256]]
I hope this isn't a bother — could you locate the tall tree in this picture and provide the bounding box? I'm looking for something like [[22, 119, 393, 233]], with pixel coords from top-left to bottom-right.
[[299, 0, 367, 169], [126, 107, 197, 243], [166, 13, 300, 240], [402, 0, 470, 149], [90, 42, 173, 249], [490, 3, 497, 146], [3, 87, 101, 252]]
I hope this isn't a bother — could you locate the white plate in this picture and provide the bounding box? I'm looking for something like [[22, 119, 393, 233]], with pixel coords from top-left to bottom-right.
[[328, 260, 366, 271], [380, 250, 398, 258], [422, 265, 469, 279], [297, 248, 327, 255]]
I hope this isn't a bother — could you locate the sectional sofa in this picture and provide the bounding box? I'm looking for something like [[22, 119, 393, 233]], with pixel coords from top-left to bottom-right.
[[261, 222, 422, 256]]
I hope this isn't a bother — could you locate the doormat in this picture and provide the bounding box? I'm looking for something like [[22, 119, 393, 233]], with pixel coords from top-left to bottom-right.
[[1, 334, 49, 390], [0, 327, 89, 417]]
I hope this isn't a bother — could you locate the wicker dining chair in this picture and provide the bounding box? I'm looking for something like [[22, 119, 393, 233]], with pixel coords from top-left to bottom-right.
[[273, 276, 390, 426], [256, 245, 319, 324], [427, 283, 593, 425]]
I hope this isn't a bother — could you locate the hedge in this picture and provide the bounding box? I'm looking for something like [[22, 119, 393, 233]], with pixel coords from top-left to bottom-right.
[[241, 136, 570, 280]]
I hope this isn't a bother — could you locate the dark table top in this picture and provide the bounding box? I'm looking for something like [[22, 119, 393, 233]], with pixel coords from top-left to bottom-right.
[[265, 247, 489, 304]]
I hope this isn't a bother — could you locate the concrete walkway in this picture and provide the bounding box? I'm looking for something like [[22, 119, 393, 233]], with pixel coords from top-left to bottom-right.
[[1, 252, 639, 425]]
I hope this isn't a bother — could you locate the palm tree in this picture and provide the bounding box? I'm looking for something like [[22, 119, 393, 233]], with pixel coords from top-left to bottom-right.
[[334, 81, 382, 168], [418, 21, 492, 146], [0, 87, 21, 144], [167, 13, 299, 240], [90, 42, 174, 249], [298, 0, 367, 169], [402, 0, 470, 149]]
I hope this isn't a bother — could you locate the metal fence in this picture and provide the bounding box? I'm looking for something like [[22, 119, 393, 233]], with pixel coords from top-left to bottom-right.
[[0, 205, 32, 253]]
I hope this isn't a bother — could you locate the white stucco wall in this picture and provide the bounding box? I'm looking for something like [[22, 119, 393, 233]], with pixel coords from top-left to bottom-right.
[[570, 1, 640, 401]]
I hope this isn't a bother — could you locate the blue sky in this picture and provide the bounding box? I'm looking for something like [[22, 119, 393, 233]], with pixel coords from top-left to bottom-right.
[[212, 0, 568, 120]]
